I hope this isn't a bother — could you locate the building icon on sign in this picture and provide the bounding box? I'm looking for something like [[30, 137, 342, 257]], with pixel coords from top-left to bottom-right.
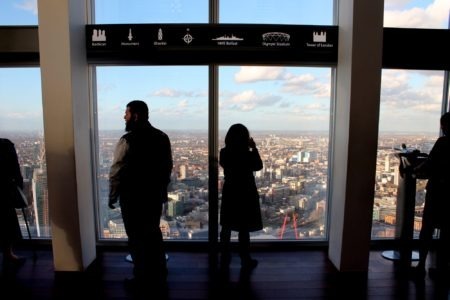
[[313, 31, 326, 42], [128, 28, 133, 41], [92, 29, 106, 42]]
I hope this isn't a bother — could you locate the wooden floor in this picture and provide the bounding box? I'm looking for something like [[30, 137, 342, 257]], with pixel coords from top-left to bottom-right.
[[1, 248, 449, 299]]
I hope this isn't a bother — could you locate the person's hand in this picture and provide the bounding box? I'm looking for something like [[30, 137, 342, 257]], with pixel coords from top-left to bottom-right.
[[249, 137, 256, 150], [108, 199, 117, 209]]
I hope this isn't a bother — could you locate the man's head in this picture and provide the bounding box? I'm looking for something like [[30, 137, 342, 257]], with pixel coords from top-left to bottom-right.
[[125, 100, 149, 131]]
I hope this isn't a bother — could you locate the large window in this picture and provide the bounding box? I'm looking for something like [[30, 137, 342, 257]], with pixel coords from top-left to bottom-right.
[[92, 1, 336, 242], [95, 66, 208, 240], [372, 69, 444, 239], [219, 66, 331, 240], [0, 67, 50, 238]]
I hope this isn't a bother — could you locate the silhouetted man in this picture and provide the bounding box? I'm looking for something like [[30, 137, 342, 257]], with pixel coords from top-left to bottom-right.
[[414, 112, 450, 279], [109, 100, 173, 289]]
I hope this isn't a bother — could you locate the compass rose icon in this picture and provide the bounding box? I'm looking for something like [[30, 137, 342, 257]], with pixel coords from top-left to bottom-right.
[[183, 28, 194, 44]]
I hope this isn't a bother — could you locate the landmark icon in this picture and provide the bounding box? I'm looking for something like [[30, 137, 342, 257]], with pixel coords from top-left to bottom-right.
[[128, 28, 133, 41], [92, 29, 106, 42], [183, 28, 194, 44], [212, 34, 243, 41], [262, 32, 290, 42], [313, 31, 326, 43]]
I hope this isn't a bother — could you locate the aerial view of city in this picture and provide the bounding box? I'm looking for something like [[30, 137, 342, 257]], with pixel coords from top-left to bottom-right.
[[2, 129, 437, 242]]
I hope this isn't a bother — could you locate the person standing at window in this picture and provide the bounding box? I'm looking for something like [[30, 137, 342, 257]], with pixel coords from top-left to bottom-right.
[[219, 123, 263, 270], [109, 100, 173, 290], [414, 112, 450, 279], [0, 138, 25, 267]]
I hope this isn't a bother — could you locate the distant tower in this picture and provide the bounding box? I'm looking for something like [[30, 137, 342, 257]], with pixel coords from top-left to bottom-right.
[[32, 168, 50, 237], [179, 164, 187, 179], [384, 154, 390, 172], [32, 138, 50, 237]]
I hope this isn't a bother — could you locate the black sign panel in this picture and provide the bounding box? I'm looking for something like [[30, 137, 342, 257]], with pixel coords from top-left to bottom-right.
[[383, 27, 450, 70], [86, 24, 338, 65]]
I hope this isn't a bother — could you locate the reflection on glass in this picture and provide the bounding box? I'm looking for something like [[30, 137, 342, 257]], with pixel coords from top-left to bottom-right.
[[219, 66, 331, 240], [384, 0, 450, 29], [96, 66, 208, 240], [94, 0, 208, 24], [372, 69, 444, 239], [220, 0, 333, 25], [0, 68, 50, 238], [0, 0, 38, 25]]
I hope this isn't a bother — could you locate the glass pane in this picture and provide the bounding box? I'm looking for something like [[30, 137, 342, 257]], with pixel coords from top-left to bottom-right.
[[219, 66, 331, 241], [94, 0, 208, 24], [0, 67, 51, 238], [0, 0, 38, 25], [96, 66, 208, 240], [372, 69, 444, 239], [384, 0, 450, 29], [220, 0, 334, 25]]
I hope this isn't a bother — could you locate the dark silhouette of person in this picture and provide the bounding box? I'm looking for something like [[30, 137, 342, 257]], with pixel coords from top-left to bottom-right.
[[413, 111, 450, 278], [0, 138, 26, 267], [109, 100, 173, 290], [219, 123, 263, 269]]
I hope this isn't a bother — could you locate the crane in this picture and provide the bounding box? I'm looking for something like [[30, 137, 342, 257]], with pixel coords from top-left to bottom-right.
[[279, 212, 298, 239]]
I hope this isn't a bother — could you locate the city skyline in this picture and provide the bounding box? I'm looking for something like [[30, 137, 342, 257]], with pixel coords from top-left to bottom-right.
[[5, 129, 437, 240]]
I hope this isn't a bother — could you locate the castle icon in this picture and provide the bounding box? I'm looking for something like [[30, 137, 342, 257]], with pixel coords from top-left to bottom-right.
[[92, 29, 106, 42], [313, 31, 326, 43]]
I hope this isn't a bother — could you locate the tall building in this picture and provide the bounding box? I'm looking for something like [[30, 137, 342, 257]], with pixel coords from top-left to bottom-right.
[[32, 167, 50, 237], [384, 154, 390, 172]]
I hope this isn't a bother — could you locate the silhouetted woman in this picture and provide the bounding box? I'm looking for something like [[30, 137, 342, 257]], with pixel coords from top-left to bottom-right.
[[414, 112, 450, 278], [219, 124, 263, 269], [0, 138, 24, 266]]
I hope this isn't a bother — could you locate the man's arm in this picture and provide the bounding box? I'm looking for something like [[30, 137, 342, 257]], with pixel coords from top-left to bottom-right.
[[108, 137, 128, 208], [165, 134, 173, 184]]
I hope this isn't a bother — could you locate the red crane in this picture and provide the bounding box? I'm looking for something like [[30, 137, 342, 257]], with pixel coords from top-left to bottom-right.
[[279, 212, 298, 239]]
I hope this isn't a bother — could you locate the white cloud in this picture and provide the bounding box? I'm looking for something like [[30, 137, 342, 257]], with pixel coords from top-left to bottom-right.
[[384, 0, 412, 9], [152, 88, 203, 97], [177, 99, 188, 108], [222, 90, 282, 112], [234, 66, 286, 83], [14, 0, 38, 15], [304, 103, 328, 111], [281, 73, 330, 98], [6, 111, 41, 119], [414, 103, 441, 112], [380, 70, 442, 114], [380, 70, 409, 95], [153, 88, 182, 97], [384, 0, 450, 28]]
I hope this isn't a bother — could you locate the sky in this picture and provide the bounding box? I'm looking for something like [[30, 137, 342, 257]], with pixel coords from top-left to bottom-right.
[[0, 0, 449, 133]]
